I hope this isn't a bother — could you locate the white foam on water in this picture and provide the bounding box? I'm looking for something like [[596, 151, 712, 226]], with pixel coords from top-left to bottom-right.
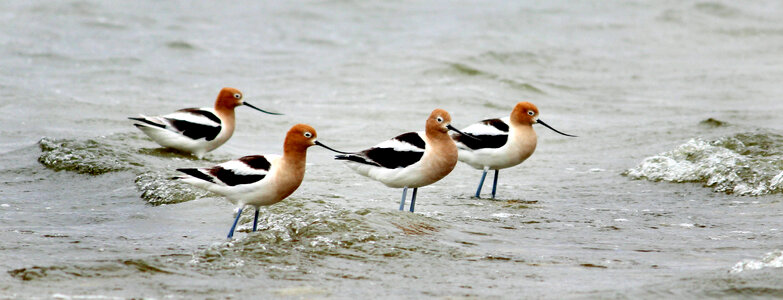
[[730, 250, 783, 273], [625, 136, 783, 196], [491, 212, 521, 218], [771, 171, 783, 189]]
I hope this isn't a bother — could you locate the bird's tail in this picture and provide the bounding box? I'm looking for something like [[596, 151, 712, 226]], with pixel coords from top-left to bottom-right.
[[129, 117, 166, 129], [334, 154, 380, 167], [174, 168, 215, 183]]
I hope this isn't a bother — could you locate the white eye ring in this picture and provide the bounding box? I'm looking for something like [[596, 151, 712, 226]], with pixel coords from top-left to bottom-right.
[[527, 111, 535, 116], [233, 93, 241, 99], [436, 117, 444, 123], [304, 132, 312, 138]]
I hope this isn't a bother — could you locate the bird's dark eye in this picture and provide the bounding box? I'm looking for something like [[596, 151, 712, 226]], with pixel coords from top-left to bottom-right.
[[527, 111, 535, 116], [233, 93, 241, 99], [304, 132, 312, 138], [436, 117, 444, 123]]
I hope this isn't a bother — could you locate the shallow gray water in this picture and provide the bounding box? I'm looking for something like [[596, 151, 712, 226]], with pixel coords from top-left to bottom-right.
[[2, 0, 783, 298]]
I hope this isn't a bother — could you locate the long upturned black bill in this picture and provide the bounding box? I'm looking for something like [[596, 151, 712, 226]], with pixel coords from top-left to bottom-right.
[[314, 141, 354, 154], [536, 119, 577, 137], [244, 102, 283, 115], [446, 124, 481, 141]]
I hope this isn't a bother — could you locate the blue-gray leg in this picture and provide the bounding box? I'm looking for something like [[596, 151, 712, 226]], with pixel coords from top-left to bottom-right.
[[228, 207, 243, 239], [399, 187, 408, 211], [474, 167, 489, 198], [252, 207, 260, 232], [491, 169, 499, 199], [409, 188, 418, 212]]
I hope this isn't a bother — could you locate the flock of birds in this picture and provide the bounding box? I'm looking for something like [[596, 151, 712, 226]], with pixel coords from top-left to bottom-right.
[[130, 87, 576, 238]]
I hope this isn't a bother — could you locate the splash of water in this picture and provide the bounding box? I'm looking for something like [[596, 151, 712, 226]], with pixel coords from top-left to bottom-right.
[[730, 250, 783, 274], [624, 132, 783, 196], [189, 202, 461, 277], [37, 133, 222, 204], [38, 136, 131, 175]]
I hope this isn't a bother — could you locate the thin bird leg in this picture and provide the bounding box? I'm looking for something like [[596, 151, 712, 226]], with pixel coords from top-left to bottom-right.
[[491, 169, 499, 199], [409, 188, 418, 212], [399, 187, 408, 211], [252, 207, 260, 232], [228, 207, 244, 239], [475, 167, 489, 198]]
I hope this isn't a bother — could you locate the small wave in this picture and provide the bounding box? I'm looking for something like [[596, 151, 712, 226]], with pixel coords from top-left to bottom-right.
[[38, 136, 132, 175], [134, 171, 214, 205], [37, 133, 224, 204], [8, 259, 175, 281], [444, 62, 545, 94], [624, 131, 783, 196], [82, 18, 127, 30], [730, 250, 783, 274], [699, 118, 728, 128], [166, 40, 198, 50], [449, 62, 486, 77], [436, 50, 551, 94], [189, 204, 462, 276], [693, 2, 742, 19]]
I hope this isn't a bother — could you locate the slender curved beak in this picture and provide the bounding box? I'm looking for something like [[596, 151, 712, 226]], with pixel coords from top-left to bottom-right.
[[536, 119, 577, 137], [314, 140, 353, 154], [243, 102, 283, 115], [446, 124, 481, 141]]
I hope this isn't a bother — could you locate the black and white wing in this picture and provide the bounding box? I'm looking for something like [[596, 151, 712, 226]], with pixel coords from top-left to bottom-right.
[[336, 132, 426, 169], [130, 107, 222, 141], [452, 117, 510, 150], [177, 155, 274, 187]]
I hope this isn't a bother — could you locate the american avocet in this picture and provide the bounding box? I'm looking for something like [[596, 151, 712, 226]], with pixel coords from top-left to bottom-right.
[[129, 87, 281, 159], [174, 124, 348, 239], [452, 102, 576, 199], [335, 109, 475, 212]]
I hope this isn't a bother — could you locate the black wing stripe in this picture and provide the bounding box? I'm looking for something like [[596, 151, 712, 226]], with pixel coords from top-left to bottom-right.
[[179, 108, 222, 125], [167, 119, 221, 141], [364, 147, 424, 169], [177, 168, 215, 183], [336, 132, 425, 169], [394, 132, 426, 149], [209, 167, 265, 186], [239, 155, 271, 171], [455, 134, 508, 150], [482, 118, 509, 132]]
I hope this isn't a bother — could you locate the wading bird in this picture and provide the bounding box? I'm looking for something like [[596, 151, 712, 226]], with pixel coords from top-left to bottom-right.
[[452, 102, 576, 198], [174, 124, 348, 239], [336, 109, 475, 212], [130, 87, 281, 159]]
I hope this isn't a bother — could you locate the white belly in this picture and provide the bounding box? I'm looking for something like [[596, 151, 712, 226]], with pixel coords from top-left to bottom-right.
[[458, 126, 537, 170]]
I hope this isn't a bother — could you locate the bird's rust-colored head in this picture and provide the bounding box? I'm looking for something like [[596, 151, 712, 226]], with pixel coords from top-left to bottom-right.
[[284, 123, 350, 155], [510, 101, 577, 137], [510, 102, 539, 125], [426, 108, 477, 141], [426, 108, 453, 134], [215, 87, 244, 111], [284, 124, 318, 152]]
